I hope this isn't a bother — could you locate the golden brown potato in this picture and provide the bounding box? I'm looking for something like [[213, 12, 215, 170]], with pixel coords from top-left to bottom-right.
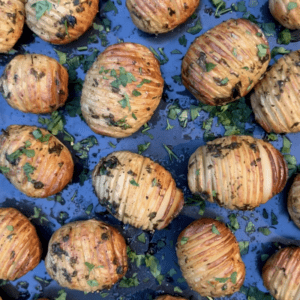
[[269, 0, 300, 29], [81, 42, 164, 138], [0, 54, 68, 114], [126, 0, 200, 34], [182, 18, 270, 106], [45, 219, 128, 292], [263, 246, 300, 299], [0, 207, 42, 280], [92, 151, 184, 231], [0, 125, 74, 198], [251, 51, 300, 133], [287, 174, 300, 229], [155, 296, 187, 300], [0, 0, 25, 53], [176, 218, 245, 297], [25, 0, 98, 44], [188, 135, 288, 210]]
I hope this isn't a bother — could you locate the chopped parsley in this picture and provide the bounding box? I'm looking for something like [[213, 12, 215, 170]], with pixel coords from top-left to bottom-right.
[[257, 44, 269, 58], [231, 272, 237, 284], [206, 62, 216, 72], [137, 79, 152, 88], [163, 144, 178, 161], [258, 227, 271, 236], [239, 241, 249, 255], [23, 163, 35, 181], [31, 0, 52, 20], [271, 46, 290, 58], [137, 233, 146, 243], [84, 262, 95, 273], [138, 142, 150, 154], [6, 225, 13, 231], [130, 178, 139, 187], [278, 28, 291, 45], [87, 280, 99, 287], [187, 19, 202, 35], [287, 2, 297, 10], [166, 119, 174, 130], [181, 237, 189, 245], [212, 224, 220, 235], [32, 129, 51, 142], [0, 166, 10, 174]]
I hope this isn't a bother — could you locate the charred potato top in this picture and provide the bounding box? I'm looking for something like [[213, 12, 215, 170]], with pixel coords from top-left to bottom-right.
[[176, 218, 245, 297], [188, 135, 288, 210], [0, 125, 74, 198], [263, 246, 300, 300], [0, 207, 42, 280], [92, 151, 184, 231], [251, 50, 300, 133], [25, 0, 99, 44], [0, 54, 68, 114], [45, 219, 128, 292], [269, 0, 300, 29], [0, 0, 25, 53], [126, 0, 200, 34], [287, 174, 300, 229], [182, 18, 270, 106], [81, 42, 164, 138]]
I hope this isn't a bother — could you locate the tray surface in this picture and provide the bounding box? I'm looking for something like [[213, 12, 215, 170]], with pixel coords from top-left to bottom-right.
[[0, 0, 300, 299]]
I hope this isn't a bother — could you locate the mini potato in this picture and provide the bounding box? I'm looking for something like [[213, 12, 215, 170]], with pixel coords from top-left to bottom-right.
[[0, 0, 25, 53], [176, 218, 245, 297], [287, 174, 300, 229], [269, 0, 300, 29], [0, 125, 74, 198], [92, 151, 184, 231], [45, 219, 128, 292], [126, 0, 200, 34], [25, 0, 98, 44], [182, 18, 270, 106], [0, 207, 42, 280], [188, 135, 288, 210], [81, 42, 164, 138], [251, 50, 300, 133], [0, 54, 68, 114], [262, 246, 300, 299], [155, 296, 187, 300]]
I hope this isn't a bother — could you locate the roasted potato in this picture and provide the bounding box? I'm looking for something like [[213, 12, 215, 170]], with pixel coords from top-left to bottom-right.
[[0, 207, 42, 280], [269, 0, 300, 29], [182, 18, 270, 106], [25, 0, 98, 44], [251, 50, 300, 133], [92, 151, 184, 231], [126, 0, 200, 34], [176, 218, 245, 297], [0, 54, 68, 114], [188, 135, 288, 210], [0, 0, 25, 53], [287, 174, 300, 229], [263, 246, 300, 299], [45, 219, 128, 292], [0, 125, 74, 198], [81, 42, 164, 138], [155, 296, 187, 300]]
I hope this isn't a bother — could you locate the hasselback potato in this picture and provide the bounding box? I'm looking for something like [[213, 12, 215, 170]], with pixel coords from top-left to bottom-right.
[[0, 207, 42, 280], [25, 0, 98, 44], [0, 0, 25, 53], [81, 42, 164, 138], [126, 0, 200, 34], [92, 151, 184, 231], [287, 174, 300, 229], [0, 125, 74, 198], [45, 219, 128, 292], [251, 50, 300, 133], [182, 18, 270, 106], [188, 135, 288, 210], [269, 0, 300, 29], [262, 246, 300, 299], [0, 54, 68, 114], [176, 218, 245, 297], [155, 296, 187, 300]]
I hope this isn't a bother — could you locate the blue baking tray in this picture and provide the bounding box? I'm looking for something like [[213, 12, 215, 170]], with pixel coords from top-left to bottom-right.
[[1, 0, 300, 299]]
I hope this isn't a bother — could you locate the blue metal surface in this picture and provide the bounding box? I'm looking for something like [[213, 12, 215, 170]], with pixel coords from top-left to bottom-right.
[[0, 0, 300, 299]]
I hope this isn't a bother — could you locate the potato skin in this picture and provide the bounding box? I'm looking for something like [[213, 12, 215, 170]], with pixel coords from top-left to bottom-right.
[[45, 219, 128, 292], [251, 51, 300, 133], [92, 151, 184, 231], [25, 0, 98, 44], [0, 54, 68, 114], [0, 125, 74, 198], [188, 135, 288, 210], [176, 218, 245, 297], [287, 174, 300, 229], [0, 207, 42, 280], [182, 18, 270, 106], [81, 43, 164, 138], [269, 0, 300, 29], [0, 0, 25, 53], [155, 296, 187, 300], [262, 247, 300, 300], [126, 0, 200, 34]]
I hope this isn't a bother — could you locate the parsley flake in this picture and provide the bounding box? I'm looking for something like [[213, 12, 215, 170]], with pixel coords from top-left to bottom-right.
[[181, 237, 189, 245], [130, 178, 139, 187], [212, 224, 220, 235], [31, 0, 52, 20]]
